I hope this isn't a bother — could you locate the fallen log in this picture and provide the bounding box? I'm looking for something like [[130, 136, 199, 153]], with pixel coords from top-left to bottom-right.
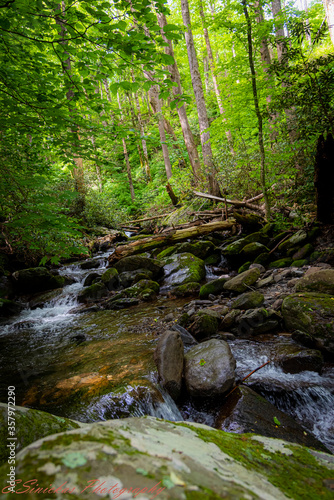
[[193, 190, 264, 212], [108, 219, 236, 265], [120, 210, 178, 225]]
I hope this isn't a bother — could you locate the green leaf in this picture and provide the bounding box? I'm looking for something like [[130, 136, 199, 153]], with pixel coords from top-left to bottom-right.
[[273, 417, 281, 426], [199, 359, 206, 366]]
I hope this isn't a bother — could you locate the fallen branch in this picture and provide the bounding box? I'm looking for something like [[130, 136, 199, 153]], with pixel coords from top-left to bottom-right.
[[193, 191, 264, 212], [120, 211, 178, 224], [109, 219, 236, 265], [224, 360, 271, 399]]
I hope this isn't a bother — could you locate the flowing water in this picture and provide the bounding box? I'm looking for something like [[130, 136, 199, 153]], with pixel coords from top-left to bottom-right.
[[0, 249, 333, 452]]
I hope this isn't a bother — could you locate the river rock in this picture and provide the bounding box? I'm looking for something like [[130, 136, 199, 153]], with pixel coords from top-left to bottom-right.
[[231, 291, 264, 310], [0, 276, 13, 299], [223, 268, 260, 293], [269, 258, 293, 269], [241, 242, 270, 259], [0, 403, 82, 466], [172, 282, 200, 297], [29, 288, 64, 309], [83, 272, 101, 287], [199, 276, 229, 298], [233, 210, 264, 229], [221, 309, 242, 329], [80, 259, 100, 270], [276, 347, 324, 374], [295, 269, 334, 294], [292, 243, 314, 261], [154, 330, 184, 401], [161, 240, 217, 260], [105, 297, 140, 309], [118, 269, 153, 288], [232, 308, 280, 336], [215, 386, 328, 451], [184, 339, 235, 397], [278, 230, 308, 252], [188, 309, 219, 340], [114, 255, 163, 280], [77, 282, 109, 303], [1, 416, 333, 499], [101, 268, 120, 291], [162, 252, 205, 286], [281, 292, 334, 355], [11, 267, 65, 294], [0, 298, 23, 317]]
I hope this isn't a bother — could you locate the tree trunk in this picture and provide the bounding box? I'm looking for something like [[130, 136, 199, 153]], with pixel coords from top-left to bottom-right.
[[166, 182, 179, 205], [323, 0, 334, 47], [156, 11, 202, 180], [242, 0, 270, 220], [271, 0, 287, 61], [117, 92, 135, 202], [203, 55, 210, 93], [314, 133, 334, 223], [199, 1, 234, 154], [133, 88, 151, 181], [181, 0, 221, 197]]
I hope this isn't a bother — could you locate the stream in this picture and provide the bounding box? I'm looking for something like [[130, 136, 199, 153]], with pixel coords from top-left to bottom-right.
[[0, 246, 333, 453]]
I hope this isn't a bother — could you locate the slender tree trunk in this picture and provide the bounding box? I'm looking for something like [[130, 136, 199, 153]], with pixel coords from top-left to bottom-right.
[[271, 0, 287, 61], [150, 84, 172, 180], [181, 0, 221, 197], [323, 0, 334, 47], [131, 75, 151, 181], [199, 1, 234, 154], [156, 11, 202, 179], [303, 0, 312, 45], [203, 55, 210, 93], [117, 92, 135, 202], [56, 2, 85, 203], [242, 0, 270, 219]]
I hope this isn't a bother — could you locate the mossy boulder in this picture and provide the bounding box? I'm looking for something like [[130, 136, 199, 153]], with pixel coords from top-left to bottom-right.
[[232, 308, 280, 336], [169, 240, 217, 259], [126, 279, 159, 298], [278, 230, 308, 252], [241, 242, 270, 259], [233, 210, 264, 230], [199, 276, 229, 299], [231, 291, 264, 310], [254, 252, 271, 266], [309, 248, 334, 265], [0, 298, 23, 317], [238, 261, 251, 273], [77, 282, 109, 303], [11, 267, 65, 295], [80, 258, 100, 270], [188, 310, 219, 340], [162, 252, 205, 286], [269, 258, 293, 269], [295, 269, 334, 295], [114, 255, 163, 280], [0, 403, 82, 466], [223, 238, 246, 256], [223, 268, 260, 293], [29, 288, 64, 309], [172, 282, 200, 297], [184, 339, 235, 397], [83, 272, 101, 287], [1, 416, 333, 500], [118, 269, 153, 288], [291, 259, 308, 267], [276, 346, 323, 374], [156, 246, 176, 260], [282, 292, 334, 356], [292, 243, 314, 261], [215, 386, 327, 451], [100, 267, 119, 291]]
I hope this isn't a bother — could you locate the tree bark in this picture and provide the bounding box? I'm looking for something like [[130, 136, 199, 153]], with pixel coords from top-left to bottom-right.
[[117, 92, 135, 202], [133, 88, 151, 181], [156, 11, 202, 180], [314, 133, 334, 224], [242, 0, 270, 219], [199, 1, 234, 154], [271, 0, 287, 62], [323, 0, 334, 47], [181, 0, 221, 197]]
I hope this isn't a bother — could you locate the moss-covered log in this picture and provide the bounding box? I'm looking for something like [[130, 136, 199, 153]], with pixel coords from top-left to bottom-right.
[[108, 219, 235, 265]]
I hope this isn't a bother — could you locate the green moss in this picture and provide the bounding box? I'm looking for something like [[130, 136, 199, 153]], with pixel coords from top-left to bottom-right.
[[238, 262, 251, 274], [50, 275, 66, 288], [291, 259, 308, 267], [156, 246, 176, 260], [173, 282, 200, 297], [101, 267, 118, 284], [253, 252, 271, 266], [204, 253, 221, 265], [199, 277, 229, 299], [269, 258, 292, 269], [176, 423, 334, 500]]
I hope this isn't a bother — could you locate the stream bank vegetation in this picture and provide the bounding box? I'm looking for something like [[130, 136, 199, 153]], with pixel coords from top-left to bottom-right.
[[0, 0, 333, 268]]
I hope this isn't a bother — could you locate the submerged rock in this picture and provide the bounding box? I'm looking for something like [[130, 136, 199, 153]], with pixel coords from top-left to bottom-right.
[[282, 292, 334, 356], [184, 339, 235, 397], [215, 386, 328, 451], [154, 330, 184, 401], [1, 416, 333, 499], [223, 268, 260, 293], [162, 252, 205, 286]]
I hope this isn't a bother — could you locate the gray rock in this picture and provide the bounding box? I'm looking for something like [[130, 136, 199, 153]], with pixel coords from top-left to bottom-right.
[[77, 282, 109, 303], [250, 263, 266, 273], [1, 416, 332, 499], [233, 308, 280, 336], [83, 272, 101, 287], [101, 268, 120, 291], [80, 259, 100, 270], [256, 274, 274, 288], [114, 256, 163, 280], [162, 253, 205, 286], [231, 291, 264, 310], [184, 339, 235, 397], [295, 269, 334, 294], [154, 330, 184, 401], [223, 268, 260, 293]]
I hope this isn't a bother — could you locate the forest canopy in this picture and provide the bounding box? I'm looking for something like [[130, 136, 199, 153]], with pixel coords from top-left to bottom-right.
[[0, 0, 333, 264]]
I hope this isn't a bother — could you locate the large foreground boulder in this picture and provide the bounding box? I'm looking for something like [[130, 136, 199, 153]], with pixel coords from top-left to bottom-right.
[[282, 292, 334, 355], [184, 339, 235, 397], [1, 416, 333, 499]]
